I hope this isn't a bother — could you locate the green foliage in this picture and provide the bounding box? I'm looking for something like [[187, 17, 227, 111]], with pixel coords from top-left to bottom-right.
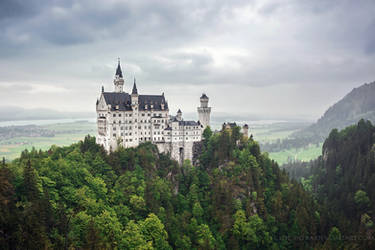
[[304, 120, 375, 249], [354, 190, 370, 209], [2, 129, 322, 249]]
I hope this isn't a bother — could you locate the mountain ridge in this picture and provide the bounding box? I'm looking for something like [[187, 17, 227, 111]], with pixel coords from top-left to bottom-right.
[[294, 81, 375, 140]]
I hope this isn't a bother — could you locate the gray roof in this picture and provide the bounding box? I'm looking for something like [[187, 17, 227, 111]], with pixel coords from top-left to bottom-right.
[[132, 78, 138, 94], [139, 95, 168, 111], [115, 62, 123, 78], [103, 92, 132, 111], [102, 92, 168, 111], [179, 120, 199, 126], [223, 122, 237, 128], [200, 93, 208, 99]]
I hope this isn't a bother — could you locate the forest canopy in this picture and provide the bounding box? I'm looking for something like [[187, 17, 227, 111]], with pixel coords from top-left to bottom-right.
[[0, 125, 368, 249]]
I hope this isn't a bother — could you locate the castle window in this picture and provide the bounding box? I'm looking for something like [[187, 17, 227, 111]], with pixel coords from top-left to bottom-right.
[[138, 126, 141, 129], [113, 133, 116, 137], [121, 133, 123, 136], [113, 114, 116, 117], [129, 133, 132, 136], [130, 139, 132, 142], [121, 126, 123, 130], [148, 113, 151, 116], [135, 119, 137, 122], [119, 114, 122, 117], [142, 113, 145, 116], [129, 114, 132, 117], [126, 139, 128, 142]]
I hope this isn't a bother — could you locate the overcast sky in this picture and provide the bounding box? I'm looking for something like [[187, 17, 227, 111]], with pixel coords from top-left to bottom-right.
[[0, 0, 374, 121]]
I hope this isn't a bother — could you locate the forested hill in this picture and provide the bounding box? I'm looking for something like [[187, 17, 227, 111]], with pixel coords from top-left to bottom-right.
[[0, 126, 333, 249], [302, 119, 375, 249], [294, 81, 375, 141]]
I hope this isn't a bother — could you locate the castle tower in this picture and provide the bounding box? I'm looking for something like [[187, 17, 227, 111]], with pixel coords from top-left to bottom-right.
[[197, 93, 211, 129], [114, 59, 124, 92], [131, 77, 139, 147], [176, 109, 182, 121], [243, 124, 249, 139], [131, 77, 138, 105]]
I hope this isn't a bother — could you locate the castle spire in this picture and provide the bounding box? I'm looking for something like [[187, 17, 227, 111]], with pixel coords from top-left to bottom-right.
[[114, 58, 125, 92], [132, 77, 138, 95], [115, 58, 123, 78]]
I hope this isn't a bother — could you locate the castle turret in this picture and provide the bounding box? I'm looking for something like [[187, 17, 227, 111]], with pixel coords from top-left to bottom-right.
[[176, 109, 182, 121], [243, 124, 249, 138], [114, 59, 124, 92], [197, 93, 211, 129], [131, 77, 138, 105]]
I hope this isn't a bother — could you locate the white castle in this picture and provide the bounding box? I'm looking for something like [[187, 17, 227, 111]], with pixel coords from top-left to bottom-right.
[[96, 60, 211, 164]]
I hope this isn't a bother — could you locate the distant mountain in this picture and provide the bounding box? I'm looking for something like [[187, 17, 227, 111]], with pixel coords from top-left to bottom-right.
[[0, 106, 95, 121], [293, 81, 375, 141]]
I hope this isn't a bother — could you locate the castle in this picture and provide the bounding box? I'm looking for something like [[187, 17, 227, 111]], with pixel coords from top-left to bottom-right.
[[96, 60, 211, 164]]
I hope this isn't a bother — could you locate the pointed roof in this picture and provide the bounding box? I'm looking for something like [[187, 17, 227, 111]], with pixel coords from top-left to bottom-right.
[[132, 77, 138, 94], [177, 109, 182, 114], [200, 93, 208, 99], [115, 59, 123, 78]]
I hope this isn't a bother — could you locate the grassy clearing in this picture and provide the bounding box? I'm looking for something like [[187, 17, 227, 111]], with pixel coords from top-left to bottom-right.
[[250, 122, 309, 144], [0, 121, 96, 160], [269, 143, 323, 165]]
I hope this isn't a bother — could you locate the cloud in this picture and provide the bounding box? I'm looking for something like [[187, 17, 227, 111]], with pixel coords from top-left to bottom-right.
[[0, 0, 374, 119]]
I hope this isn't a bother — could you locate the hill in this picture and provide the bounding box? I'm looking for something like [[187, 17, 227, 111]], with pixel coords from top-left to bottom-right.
[[0, 126, 327, 249], [294, 81, 375, 141], [262, 81, 375, 156], [288, 120, 375, 249]]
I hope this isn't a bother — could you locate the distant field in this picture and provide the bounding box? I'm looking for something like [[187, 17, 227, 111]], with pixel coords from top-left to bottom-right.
[[250, 122, 309, 144], [268, 143, 322, 165], [0, 120, 320, 165], [249, 122, 322, 165], [0, 121, 96, 160]]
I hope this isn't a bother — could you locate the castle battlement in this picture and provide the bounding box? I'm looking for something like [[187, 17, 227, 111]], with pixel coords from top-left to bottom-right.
[[96, 60, 211, 164]]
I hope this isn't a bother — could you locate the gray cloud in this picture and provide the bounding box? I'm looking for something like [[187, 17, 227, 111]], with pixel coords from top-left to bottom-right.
[[0, 0, 375, 120]]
